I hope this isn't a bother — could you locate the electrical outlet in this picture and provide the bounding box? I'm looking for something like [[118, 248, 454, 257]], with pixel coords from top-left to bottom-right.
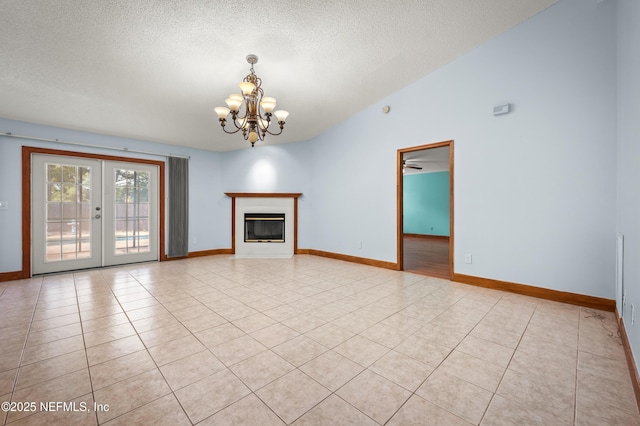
[[464, 254, 472, 264], [0, 201, 8, 210], [358, 241, 363, 249], [193, 238, 198, 244]]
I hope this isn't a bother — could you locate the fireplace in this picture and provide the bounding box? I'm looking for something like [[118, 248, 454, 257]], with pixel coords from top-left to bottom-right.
[[244, 213, 285, 243], [225, 193, 301, 258]]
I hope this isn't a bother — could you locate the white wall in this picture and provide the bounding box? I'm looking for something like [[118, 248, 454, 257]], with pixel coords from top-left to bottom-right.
[[616, 0, 640, 368], [307, 0, 617, 298], [0, 117, 227, 273]]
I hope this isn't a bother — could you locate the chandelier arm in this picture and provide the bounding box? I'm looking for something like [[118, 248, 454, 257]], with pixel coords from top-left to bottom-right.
[[220, 125, 243, 135], [263, 128, 283, 136]]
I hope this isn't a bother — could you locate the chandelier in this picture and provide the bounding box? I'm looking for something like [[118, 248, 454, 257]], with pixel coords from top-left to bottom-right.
[[214, 54, 289, 147]]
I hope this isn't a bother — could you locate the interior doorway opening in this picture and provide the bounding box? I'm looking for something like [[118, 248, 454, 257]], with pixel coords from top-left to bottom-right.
[[397, 140, 454, 279]]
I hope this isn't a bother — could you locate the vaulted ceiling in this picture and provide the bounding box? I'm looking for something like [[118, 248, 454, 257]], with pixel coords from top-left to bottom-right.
[[0, 0, 558, 152]]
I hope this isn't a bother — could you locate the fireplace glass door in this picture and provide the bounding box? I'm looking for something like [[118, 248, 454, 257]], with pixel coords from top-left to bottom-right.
[[244, 213, 285, 242]]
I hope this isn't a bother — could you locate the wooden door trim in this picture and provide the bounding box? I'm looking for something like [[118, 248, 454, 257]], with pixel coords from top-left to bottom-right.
[[397, 140, 454, 278], [22, 146, 166, 278]]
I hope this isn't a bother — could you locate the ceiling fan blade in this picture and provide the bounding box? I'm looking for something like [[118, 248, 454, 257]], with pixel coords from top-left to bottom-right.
[[404, 164, 423, 170]]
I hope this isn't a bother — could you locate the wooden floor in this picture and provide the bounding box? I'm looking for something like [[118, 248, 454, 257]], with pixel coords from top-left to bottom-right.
[[403, 234, 450, 280]]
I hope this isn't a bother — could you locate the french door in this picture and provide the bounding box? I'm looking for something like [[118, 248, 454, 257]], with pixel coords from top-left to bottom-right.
[[32, 154, 159, 275]]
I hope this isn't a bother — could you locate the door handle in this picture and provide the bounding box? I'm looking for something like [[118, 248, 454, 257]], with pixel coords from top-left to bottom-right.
[[94, 214, 101, 219]]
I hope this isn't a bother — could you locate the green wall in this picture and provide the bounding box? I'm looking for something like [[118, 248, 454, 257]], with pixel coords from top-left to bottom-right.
[[403, 171, 450, 236]]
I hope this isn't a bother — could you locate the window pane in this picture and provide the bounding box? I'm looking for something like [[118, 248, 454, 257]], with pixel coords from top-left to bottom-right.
[[47, 183, 61, 202], [62, 183, 76, 202], [62, 203, 77, 220], [80, 185, 91, 202], [46, 240, 62, 262], [77, 221, 91, 259], [78, 167, 90, 185], [62, 165, 77, 183], [47, 164, 61, 182], [47, 203, 62, 221], [79, 203, 91, 220]]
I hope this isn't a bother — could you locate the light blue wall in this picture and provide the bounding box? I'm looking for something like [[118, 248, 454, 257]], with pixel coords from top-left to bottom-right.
[[219, 142, 312, 248], [616, 0, 640, 378], [403, 172, 450, 236], [0, 117, 228, 273], [306, 0, 617, 298]]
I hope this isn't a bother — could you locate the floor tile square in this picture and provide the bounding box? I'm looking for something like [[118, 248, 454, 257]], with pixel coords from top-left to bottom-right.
[[250, 323, 300, 348], [336, 369, 412, 424], [387, 394, 472, 426], [101, 393, 191, 426], [293, 394, 376, 425], [272, 335, 329, 367], [299, 350, 364, 391], [256, 369, 331, 424], [175, 368, 251, 423], [94, 369, 172, 423], [334, 335, 389, 367], [210, 334, 268, 366], [199, 393, 285, 425], [416, 369, 492, 425], [369, 350, 435, 391], [159, 349, 226, 391], [230, 350, 295, 391]]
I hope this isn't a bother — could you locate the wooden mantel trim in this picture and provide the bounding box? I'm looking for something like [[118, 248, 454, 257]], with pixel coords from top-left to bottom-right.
[[225, 192, 302, 198]]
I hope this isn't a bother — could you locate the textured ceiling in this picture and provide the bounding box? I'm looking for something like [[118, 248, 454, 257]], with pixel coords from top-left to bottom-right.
[[0, 0, 558, 152], [403, 146, 450, 175]]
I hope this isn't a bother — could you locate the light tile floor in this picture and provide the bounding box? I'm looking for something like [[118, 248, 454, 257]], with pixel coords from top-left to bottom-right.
[[0, 255, 637, 425]]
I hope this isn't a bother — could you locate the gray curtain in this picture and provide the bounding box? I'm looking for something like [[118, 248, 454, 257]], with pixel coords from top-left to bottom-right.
[[168, 156, 189, 257]]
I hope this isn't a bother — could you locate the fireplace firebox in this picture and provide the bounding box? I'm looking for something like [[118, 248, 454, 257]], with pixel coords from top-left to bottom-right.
[[244, 213, 285, 243]]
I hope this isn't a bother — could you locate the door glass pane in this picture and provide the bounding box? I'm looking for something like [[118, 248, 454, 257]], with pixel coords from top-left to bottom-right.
[[44, 162, 93, 263], [77, 221, 92, 259], [47, 164, 61, 182], [46, 223, 62, 262], [48, 183, 61, 202], [114, 169, 150, 255]]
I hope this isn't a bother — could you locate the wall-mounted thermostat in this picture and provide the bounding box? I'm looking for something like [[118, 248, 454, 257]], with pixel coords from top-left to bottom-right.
[[493, 104, 511, 116]]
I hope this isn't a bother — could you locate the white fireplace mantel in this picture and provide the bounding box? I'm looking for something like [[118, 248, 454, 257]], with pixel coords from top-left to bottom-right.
[[225, 193, 301, 258]]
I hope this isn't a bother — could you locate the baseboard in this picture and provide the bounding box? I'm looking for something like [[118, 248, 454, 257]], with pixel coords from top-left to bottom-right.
[[163, 249, 234, 261], [617, 310, 640, 413], [453, 273, 615, 312], [0, 271, 24, 282], [187, 249, 233, 258], [403, 234, 450, 240], [298, 249, 398, 270]]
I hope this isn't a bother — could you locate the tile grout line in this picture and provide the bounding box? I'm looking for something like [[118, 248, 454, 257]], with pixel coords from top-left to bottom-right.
[[476, 296, 537, 425], [3, 277, 45, 426], [73, 272, 100, 426]]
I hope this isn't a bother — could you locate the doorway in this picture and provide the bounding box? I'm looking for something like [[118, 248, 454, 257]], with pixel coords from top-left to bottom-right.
[[397, 141, 454, 279], [22, 147, 166, 277]]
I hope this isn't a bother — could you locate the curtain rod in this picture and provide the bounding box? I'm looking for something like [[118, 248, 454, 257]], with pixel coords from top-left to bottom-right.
[[3, 132, 191, 159]]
